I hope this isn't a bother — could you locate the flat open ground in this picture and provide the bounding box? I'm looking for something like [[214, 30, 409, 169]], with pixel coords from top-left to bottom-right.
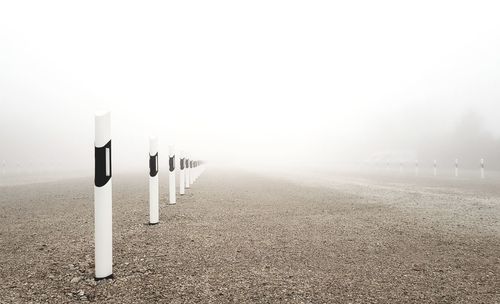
[[0, 169, 499, 303]]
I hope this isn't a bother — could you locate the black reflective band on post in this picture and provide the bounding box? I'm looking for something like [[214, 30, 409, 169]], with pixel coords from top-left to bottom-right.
[[95, 140, 112, 187], [149, 153, 158, 177], [169, 156, 175, 172], [186, 159, 190, 168], [180, 158, 185, 170]]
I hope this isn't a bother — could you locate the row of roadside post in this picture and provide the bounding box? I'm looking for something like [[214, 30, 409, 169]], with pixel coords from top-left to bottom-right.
[[383, 158, 486, 178], [94, 111, 204, 279]]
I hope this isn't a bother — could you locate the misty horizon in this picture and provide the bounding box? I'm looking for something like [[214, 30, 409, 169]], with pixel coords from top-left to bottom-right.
[[1, 0, 500, 175]]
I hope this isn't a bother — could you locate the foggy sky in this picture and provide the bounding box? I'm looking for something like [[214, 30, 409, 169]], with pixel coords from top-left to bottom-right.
[[1, 0, 500, 174]]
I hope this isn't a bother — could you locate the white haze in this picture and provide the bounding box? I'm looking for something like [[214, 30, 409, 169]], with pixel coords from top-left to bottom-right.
[[0, 0, 499, 175]]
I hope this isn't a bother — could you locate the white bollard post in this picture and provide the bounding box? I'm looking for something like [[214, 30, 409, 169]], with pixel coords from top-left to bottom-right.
[[455, 158, 459, 177], [179, 151, 185, 195], [94, 111, 113, 279], [433, 160, 437, 176], [192, 159, 195, 183], [194, 160, 197, 182], [169, 145, 176, 205], [191, 159, 195, 183], [399, 162, 402, 174], [193, 160, 197, 181], [192, 160, 196, 182], [149, 136, 159, 224], [2, 160, 5, 176], [189, 159, 194, 185], [481, 158, 485, 179], [185, 156, 190, 189], [415, 160, 419, 176]]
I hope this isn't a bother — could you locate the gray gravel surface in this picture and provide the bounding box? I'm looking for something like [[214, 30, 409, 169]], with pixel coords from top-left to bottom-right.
[[0, 169, 498, 303]]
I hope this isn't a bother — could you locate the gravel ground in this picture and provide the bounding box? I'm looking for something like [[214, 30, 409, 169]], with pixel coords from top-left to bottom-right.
[[0, 169, 499, 303]]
